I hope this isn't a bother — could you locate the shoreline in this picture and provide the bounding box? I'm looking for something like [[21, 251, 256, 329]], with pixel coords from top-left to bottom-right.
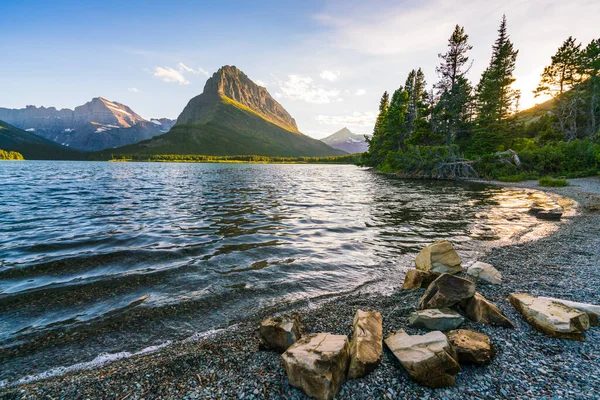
[[2, 177, 600, 399]]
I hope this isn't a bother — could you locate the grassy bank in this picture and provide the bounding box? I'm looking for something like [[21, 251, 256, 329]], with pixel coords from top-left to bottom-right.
[[108, 153, 361, 164]]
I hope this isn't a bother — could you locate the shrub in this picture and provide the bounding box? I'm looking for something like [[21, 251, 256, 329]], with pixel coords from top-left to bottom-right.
[[539, 176, 569, 187], [498, 172, 539, 182]]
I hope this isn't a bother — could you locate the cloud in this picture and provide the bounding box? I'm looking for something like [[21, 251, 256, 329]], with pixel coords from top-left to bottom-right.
[[255, 79, 267, 87], [128, 87, 140, 93], [153, 66, 189, 85], [178, 63, 210, 77], [355, 89, 366, 96], [153, 62, 210, 85], [316, 111, 377, 128], [277, 75, 340, 104], [320, 70, 340, 81]]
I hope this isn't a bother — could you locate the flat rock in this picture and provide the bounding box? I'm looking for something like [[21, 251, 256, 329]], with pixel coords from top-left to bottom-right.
[[418, 273, 475, 310], [466, 261, 502, 285], [538, 297, 600, 326], [348, 310, 383, 379], [259, 314, 302, 353], [415, 240, 462, 274], [401, 269, 441, 290], [384, 329, 461, 388], [508, 293, 590, 340], [408, 308, 465, 331], [536, 207, 563, 220], [446, 329, 495, 365], [460, 293, 514, 328]]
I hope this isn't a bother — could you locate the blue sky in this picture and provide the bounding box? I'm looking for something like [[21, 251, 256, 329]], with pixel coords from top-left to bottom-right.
[[1, 0, 599, 138]]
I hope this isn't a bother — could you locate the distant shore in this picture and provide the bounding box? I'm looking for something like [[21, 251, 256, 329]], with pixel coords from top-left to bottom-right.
[[3, 177, 600, 400]]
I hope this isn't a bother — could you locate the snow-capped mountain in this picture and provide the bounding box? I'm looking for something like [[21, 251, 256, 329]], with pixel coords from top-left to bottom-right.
[[320, 127, 369, 153], [0, 98, 175, 151]]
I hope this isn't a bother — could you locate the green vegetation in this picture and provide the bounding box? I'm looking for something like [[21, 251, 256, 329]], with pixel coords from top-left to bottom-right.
[[97, 94, 344, 159], [0, 120, 85, 160], [361, 16, 600, 181], [109, 153, 360, 164], [539, 177, 569, 187], [0, 148, 24, 160]]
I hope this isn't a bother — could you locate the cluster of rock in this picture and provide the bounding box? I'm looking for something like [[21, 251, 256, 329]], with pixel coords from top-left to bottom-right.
[[529, 203, 564, 220], [257, 240, 598, 398], [259, 310, 382, 399]]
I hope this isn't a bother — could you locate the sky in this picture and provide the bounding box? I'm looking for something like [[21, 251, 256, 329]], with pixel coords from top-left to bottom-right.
[[1, 0, 599, 139]]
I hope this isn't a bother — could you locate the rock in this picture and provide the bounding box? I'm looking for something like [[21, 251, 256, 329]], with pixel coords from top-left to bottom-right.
[[408, 308, 465, 331], [282, 333, 350, 400], [460, 293, 514, 328], [415, 240, 462, 274], [536, 207, 563, 220], [259, 314, 302, 353], [348, 310, 383, 379], [401, 269, 441, 290], [446, 329, 496, 365], [466, 261, 502, 285], [508, 293, 590, 340], [538, 297, 600, 326], [418, 273, 475, 310], [384, 330, 461, 388]]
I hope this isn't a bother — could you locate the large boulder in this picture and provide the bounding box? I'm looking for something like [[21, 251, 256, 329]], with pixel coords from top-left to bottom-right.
[[415, 240, 462, 274], [418, 273, 475, 310], [466, 261, 502, 285], [401, 269, 441, 290], [508, 293, 590, 340], [348, 310, 383, 379], [538, 297, 600, 326], [408, 308, 465, 331], [536, 207, 563, 221], [460, 293, 514, 328], [259, 314, 302, 352], [446, 329, 496, 365], [282, 333, 350, 400], [384, 330, 461, 388]]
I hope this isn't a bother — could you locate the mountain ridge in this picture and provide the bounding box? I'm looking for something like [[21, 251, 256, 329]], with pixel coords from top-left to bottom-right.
[[321, 127, 369, 153], [99, 65, 345, 158], [0, 119, 85, 160], [0, 98, 175, 151]]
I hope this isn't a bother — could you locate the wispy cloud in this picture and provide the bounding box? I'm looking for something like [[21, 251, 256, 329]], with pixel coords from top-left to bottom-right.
[[319, 70, 340, 81], [128, 87, 140, 93], [316, 111, 376, 128], [277, 75, 340, 104], [355, 89, 366, 96], [153, 66, 189, 85], [178, 63, 210, 77], [153, 62, 210, 85], [255, 79, 267, 87]]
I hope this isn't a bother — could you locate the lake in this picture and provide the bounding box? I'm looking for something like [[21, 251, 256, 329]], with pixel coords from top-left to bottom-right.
[[0, 161, 559, 384]]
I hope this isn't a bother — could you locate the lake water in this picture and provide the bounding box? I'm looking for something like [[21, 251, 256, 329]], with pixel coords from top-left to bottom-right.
[[0, 161, 559, 384]]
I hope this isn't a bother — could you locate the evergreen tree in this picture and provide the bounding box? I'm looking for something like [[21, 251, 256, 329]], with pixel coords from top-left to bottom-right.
[[473, 15, 519, 153], [535, 36, 583, 140], [363, 91, 390, 165], [582, 39, 600, 136], [404, 68, 429, 140], [433, 25, 474, 145], [386, 86, 410, 151]]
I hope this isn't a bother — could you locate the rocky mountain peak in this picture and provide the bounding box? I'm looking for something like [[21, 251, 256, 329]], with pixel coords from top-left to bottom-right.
[[196, 65, 298, 132]]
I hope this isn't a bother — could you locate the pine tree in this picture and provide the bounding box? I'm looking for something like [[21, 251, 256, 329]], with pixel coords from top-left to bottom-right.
[[386, 87, 410, 151], [433, 25, 474, 145], [473, 15, 519, 153], [363, 91, 390, 165], [535, 36, 583, 140], [582, 39, 600, 136]]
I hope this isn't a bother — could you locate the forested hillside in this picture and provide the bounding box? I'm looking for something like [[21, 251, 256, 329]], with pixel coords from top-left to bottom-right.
[[361, 16, 600, 180]]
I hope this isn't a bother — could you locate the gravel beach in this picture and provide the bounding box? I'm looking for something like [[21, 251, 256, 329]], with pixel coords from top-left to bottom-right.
[[2, 177, 600, 400]]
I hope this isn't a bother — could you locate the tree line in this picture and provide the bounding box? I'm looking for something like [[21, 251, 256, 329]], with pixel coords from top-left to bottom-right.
[[361, 15, 600, 179], [0, 149, 24, 160]]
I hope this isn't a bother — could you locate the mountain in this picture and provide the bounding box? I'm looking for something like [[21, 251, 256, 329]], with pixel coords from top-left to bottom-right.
[[0, 98, 169, 151], [101, 66, 345, 158], [150, 118, 176, 132], [321, 127, 369, 153], [0, 120, 84, 160]]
